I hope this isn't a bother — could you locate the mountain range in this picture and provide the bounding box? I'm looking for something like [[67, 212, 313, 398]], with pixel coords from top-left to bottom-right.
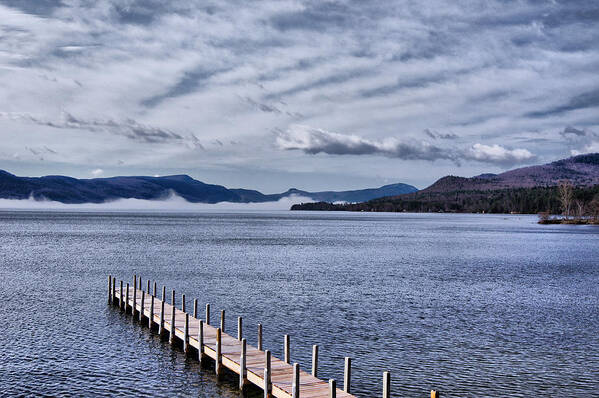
[[0, 169, 417, 204]]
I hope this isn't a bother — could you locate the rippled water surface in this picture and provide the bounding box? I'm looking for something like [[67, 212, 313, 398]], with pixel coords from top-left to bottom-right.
[[1, 210, 598, 397]]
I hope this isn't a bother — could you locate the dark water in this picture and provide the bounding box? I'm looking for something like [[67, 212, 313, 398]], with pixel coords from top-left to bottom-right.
[[0, 210, 598, 397]]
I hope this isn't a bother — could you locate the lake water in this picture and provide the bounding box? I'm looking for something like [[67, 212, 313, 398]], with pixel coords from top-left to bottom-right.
[[0, 210, 597, 397]]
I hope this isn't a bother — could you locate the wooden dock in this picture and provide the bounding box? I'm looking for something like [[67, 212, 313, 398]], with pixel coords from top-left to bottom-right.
[[108, 275, 441, 398]]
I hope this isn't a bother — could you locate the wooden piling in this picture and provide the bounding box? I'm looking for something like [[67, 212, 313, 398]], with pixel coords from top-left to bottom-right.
[[120, 280, 124, 309], [112, 278, 116, 306], [184, 313, 189, 353], [139, 290, 145, 321], [108, 275, 111, 304], [344, 357, 351, 393], [182, 293, 186, 312], [125, 283, 130, 313], [264, 350, 272, 398], [206, 303, 210, 325], [162, 285, 166, 302], [153, 281, 157, 297], [198, 320, 204, 363], [292, 363, 300, 398], [139, 276, 142, 290], [169, 304, 176, 344], [239, 338, 247, 390], [258, 323, 263, 351], [220, 310, 225, 332], [431, 390, 440, 398], [284, 334, 290, 364], [193, 298, 198, 318], [149, 295, 154, 328], [329, 379, 336, 398], [147, 279, 150, 293], [383, 372, 390, 398], [312, 345, 319, 377], [171, 289, 175, 308], [238, 316, 242, 340], [132, 278, 137, 317], [215, 327, 222, 376], [159, 297, 165, 335]]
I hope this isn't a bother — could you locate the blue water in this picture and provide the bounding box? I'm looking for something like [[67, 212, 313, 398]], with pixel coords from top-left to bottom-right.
[[0, 211, 597, 397]]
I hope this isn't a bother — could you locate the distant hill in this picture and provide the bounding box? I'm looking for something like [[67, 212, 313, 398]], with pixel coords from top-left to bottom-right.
[[0, 169, 417, 204], [291, 153, 599, 214]]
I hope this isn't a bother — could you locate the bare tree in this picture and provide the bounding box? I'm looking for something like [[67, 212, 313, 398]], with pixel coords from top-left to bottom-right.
[[558, 180, 574, 219], [590, 194, 599, 223], [574, 200, 585, 220]]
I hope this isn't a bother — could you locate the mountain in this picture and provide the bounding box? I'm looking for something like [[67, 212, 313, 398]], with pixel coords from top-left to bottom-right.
[[423, 153, 599, 193], [0, 169, 417, 204], [291, 153, 599, 214]]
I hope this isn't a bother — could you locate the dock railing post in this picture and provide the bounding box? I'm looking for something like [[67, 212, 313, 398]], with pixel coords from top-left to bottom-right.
[[159, 298, 165, 335], [139, 276, 142, 290], [182, 294, 185, 312], [193, 299, 198, 318], [215, 328, 222, 376], [171, 289, 175, 308], [147, 279, 150, 293], [169, 305, 176, 344], [264, 350, 272, 398], [258, 323, 263, 351], [120, 280, 124, 310], [329, 379, 336, 398], [108, 275, 112, 304], [125, 283, 130, 313], [153, 281, 157, 297], [198, 320, 204, 363], [132, 278, 137, 317], [238, 316, 242, 340], [312, 345, 318, 377], [112, 278, 116, 306], [139, 290, 145, 321], [431, 390, 440, 398], [292, 363, 300, 398], [383, 371, 390, 398], [239, 338, 247, 390], [284, 334, 290, 364], [149, 295, 154, 328], [344, 357, 351, 393], [184, 313, 189, 353], [220, 310, 225, 332], [162, 286, 166, 302], [206, 304, 210, 325]]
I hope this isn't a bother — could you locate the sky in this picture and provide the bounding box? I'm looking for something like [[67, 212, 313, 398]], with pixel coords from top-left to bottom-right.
[[0, 0, 598, 192]]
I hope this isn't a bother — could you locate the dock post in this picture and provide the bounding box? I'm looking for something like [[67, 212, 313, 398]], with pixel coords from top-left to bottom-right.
[[153, 281, 157, 297], [292, 363, 300, 398], [139, 290, 145, 321], [239, 338, 247, 390], [238, 317, 242, 340], [125, 283, 130, 313], [112, 278, 116, 306], [139, 276, 142, 290], [431, 391, 440, 398], [184, 313, 189, 353], [108, 275, 112, 304], [312, 345, 318, 377], [171, 289, 175, 308], [258, 323, 263, 351], [149, 295, 154, 328], [169, 305, 176, 344], [383, 372, 390, 398], [182, 294, 186, 312], [120, 280, 124, 309], [284, 334, 290, 364], [220, 310, 225, 332], [264, 350, 272, 398], [132, 277, 137, 317], [205, 304, 210, 325], [344, 357, 351, 393], [159, 298, 165, 335], [193, 299, 198, 318], [147, 279, 150, 293], [162, 286, 166, 302], [329, 379, 336, 398], [215, 328, 222, 376], [198, 320, 205, 363]]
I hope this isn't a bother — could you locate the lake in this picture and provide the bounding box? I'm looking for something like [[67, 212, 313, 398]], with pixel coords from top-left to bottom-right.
[[0, 210, 597, 397]]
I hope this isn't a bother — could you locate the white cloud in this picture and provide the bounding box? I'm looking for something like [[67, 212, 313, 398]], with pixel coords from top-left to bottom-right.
[[91, 168, 104, 177], [464, 144, 536, 166]]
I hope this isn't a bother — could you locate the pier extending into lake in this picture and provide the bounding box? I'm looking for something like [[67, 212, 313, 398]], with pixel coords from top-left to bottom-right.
[[108, 275, 441, 398]]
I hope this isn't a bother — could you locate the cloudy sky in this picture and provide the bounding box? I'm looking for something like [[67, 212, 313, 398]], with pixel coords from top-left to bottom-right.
[[0, 0, 598, 192]]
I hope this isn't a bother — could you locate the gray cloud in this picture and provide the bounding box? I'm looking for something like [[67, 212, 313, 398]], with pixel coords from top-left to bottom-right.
[[277, 125, 535, 166], [424, 129, 459, 140]]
